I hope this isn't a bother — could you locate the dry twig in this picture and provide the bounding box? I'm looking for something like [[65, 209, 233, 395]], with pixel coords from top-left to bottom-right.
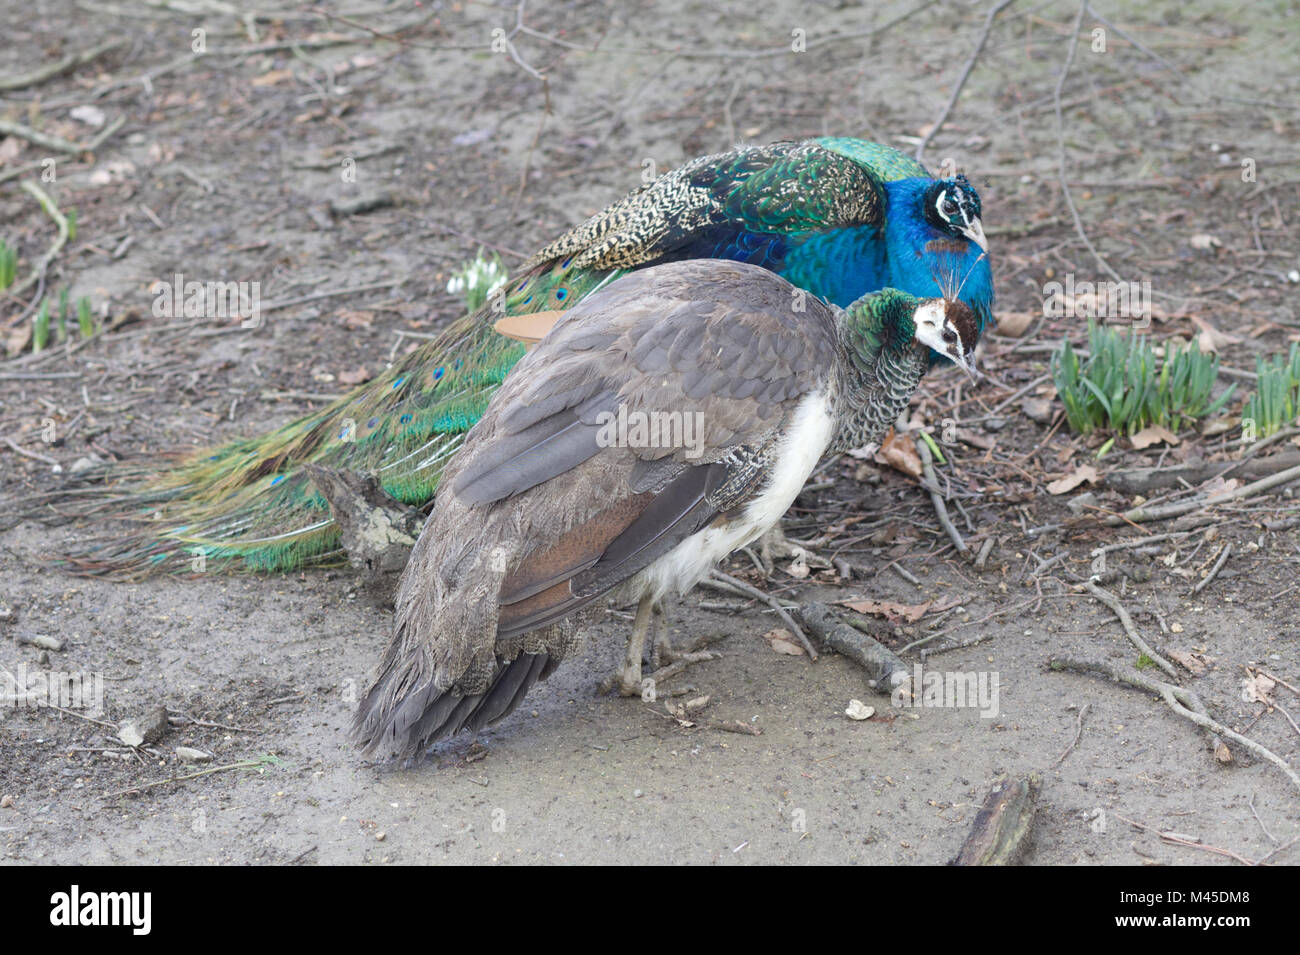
[[1049, 657, 1300, 793]]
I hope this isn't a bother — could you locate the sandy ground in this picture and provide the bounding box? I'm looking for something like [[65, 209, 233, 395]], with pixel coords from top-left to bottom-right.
[[1, 0, 1298, 864]]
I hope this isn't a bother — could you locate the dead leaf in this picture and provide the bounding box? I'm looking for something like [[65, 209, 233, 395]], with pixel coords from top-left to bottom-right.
[[874, 430, 922, 478], [845, 700, 875, 721], [1130, 425, 1180, 449], [87, 158, 136, 185], [337, 366, 370, 386], [251, 69, 295, 87], [1188, 314, 1242, 353], [1046, 464, 1100, 495], [0, 136, 24, 165], [69, 104, 106, 128], [337, 309, 373, 329], [761, 628, 805, 656], [1214, 741, 1233, 764], [5, 323, 32, 357], [1242, 672, 1276, 705], [1169, 650, 1208, 676], [1202, 475, 1240, 500], [841, 598, 931, 624], [1200, 416, 1237, 437], [785, 551, 810, 579]]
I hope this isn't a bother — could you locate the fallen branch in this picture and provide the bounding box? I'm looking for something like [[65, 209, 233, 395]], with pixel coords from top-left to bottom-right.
[[918, 439, 968, 556], [1107, 449, 1300, 495], [1053, 0, 1122, 283], [800, 602, 908, 693], [1052, 703, 1090, 768], [102, 757, 274, 799], [4, 436, 59, 467], [1108, 462, 1300, 525], [0, 38, 127, 91], [10, 180, 70, 301], [1049, 657, 1300, 793], [1112, 812, 1263, 867], [949, 773, 1042, 865], [0, 114, 125, 156], [915, 0, 1016, 162], [1191, 543, 1232, 595], [1081, 579, 1178, 679]]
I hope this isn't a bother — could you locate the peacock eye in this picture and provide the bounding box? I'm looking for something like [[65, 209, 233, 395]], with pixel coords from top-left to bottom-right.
[[942, 200, 958, 217]]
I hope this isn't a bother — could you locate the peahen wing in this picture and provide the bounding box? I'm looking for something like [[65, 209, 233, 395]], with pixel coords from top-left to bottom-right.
[[354, 261, 840, 756]]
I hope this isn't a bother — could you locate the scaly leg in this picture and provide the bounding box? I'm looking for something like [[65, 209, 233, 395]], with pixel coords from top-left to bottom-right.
[[614, 594, 655, 697], [601, 597, 719, 698], [651, 602, 673, 668]]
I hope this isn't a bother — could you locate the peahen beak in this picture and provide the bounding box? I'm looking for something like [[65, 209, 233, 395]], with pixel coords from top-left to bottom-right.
[[960, 217, 988, 253], [952, 347, 978, 381]]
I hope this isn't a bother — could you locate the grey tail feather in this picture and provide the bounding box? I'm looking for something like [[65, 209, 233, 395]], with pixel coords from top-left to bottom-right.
[[353, 652, 549, 762]]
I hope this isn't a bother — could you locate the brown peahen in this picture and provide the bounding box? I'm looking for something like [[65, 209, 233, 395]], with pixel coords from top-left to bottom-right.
[[58, 138, 992, 577], [353, 259, 976, 762]]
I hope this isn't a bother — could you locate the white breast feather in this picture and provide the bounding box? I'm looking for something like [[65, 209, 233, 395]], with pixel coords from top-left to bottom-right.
[[634, 389, 836, 602]]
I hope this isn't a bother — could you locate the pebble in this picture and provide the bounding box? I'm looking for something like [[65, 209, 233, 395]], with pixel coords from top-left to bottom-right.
[[1066, 491, 1098, 515], [845, 700, 875, 721], [174, 747, 212, 763], [69, 454, 104, 475], [16, 634, 62, 652], [118, 705, 169, 748], [1021, 398, 1053, 424]]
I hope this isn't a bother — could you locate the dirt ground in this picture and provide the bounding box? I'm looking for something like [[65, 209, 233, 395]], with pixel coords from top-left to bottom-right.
[[1, 0, 1298, 864]]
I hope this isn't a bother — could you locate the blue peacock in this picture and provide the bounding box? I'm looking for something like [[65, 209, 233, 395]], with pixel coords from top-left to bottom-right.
[[67, 137, 995, 576]]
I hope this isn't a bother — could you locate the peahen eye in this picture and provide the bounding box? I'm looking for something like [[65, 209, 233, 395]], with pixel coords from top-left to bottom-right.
[[942, 328, 957, 344]]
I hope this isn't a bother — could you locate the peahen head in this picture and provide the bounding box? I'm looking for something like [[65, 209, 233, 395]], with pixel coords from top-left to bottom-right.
[[922, 175, 986, 251], [913, 297, 978, 377], [841, 289, 977, 378]]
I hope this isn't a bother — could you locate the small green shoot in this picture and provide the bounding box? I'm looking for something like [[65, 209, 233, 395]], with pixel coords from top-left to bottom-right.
[[1242, 343, 1300, 439], [0, 239, 16, 290], [918, 429, 946, 465], [56, 286, 69, 342], [33, 298, 50, 352], [77, 296, 94, 338]]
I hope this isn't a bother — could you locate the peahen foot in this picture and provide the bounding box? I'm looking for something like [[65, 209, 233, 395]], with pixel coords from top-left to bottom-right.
[[600, 597, 719, 699]]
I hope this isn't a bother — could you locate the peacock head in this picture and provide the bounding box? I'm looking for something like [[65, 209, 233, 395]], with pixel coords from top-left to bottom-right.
[[912, 298, 978, 378], [923, 175, 987, 252]]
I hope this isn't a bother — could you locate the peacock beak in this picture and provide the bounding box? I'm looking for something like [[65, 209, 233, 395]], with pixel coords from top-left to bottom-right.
[[960, 217, 988, 253]]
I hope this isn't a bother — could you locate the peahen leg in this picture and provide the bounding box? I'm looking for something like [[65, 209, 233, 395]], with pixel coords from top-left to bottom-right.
[[650, 602, 672, 668], [602, 597, 718, 698], [614, 594, 655, 697]]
